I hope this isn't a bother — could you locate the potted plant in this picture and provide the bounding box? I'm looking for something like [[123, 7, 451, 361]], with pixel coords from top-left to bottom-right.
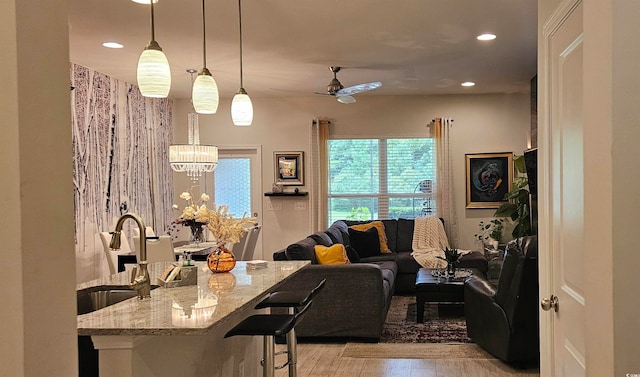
[[494, 155, 532, 238], [474, 219, 504, 250]]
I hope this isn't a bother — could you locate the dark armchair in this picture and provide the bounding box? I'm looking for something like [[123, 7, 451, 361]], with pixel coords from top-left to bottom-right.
[[463, 236, 539, 366]]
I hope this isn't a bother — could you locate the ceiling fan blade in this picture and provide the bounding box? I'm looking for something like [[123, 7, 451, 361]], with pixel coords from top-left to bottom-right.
[[336, 95, 356, 104], [337, 81, 382, 96]]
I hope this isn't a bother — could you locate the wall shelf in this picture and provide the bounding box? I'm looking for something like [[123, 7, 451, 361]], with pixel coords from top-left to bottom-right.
[[264, 192, 308, 197]]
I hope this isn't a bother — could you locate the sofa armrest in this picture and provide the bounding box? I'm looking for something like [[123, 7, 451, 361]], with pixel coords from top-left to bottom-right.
[[272, 263, 389, 339]]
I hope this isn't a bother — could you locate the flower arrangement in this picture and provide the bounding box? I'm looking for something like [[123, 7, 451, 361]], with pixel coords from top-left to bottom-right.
[[171, 190, 211, 243], [205, 205, 257, 245]]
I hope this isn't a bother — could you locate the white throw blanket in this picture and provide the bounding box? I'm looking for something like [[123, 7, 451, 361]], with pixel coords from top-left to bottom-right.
[[411, 216, 469, 269]]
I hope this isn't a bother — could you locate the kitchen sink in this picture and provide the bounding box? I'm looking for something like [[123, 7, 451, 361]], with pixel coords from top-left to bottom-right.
[[77, 285, 158, 315]]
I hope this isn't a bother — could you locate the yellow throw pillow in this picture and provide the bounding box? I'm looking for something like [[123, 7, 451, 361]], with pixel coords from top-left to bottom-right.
[[349, 221, 391, 253], [314, 244, 350, 265]]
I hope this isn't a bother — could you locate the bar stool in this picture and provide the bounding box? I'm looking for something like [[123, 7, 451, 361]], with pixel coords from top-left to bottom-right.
[[224, 301, 313, 377], [253, 279, 326, 377]]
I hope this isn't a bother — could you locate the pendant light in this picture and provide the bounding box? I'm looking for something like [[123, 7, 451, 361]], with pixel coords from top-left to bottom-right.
[[231, 0, 253, 126], [136, 0, 171, 98], [192, 0, 219, 114]]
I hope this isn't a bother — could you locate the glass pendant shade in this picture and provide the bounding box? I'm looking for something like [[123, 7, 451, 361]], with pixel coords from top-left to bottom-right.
[[231, 89, 253, 126], [137, 46, 171, 98], [192, 69, 219, 114]]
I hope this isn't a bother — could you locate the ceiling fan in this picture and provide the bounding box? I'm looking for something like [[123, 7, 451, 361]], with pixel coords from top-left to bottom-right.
[[319, 66, 382, 104]]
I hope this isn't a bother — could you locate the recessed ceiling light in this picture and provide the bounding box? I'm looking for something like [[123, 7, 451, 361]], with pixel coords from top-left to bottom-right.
[[102, 42, 124, 49], [131, 0, 158, 4], [461, 82, 476, 87], [477, 33, 497, 41]]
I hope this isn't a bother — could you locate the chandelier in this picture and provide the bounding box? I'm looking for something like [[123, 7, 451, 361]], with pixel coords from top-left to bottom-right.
[[169, 70, 218, 181]]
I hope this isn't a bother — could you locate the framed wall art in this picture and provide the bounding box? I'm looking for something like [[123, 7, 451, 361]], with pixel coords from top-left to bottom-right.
[[465, 152, 513, 208], [274, 151, 304, 186]]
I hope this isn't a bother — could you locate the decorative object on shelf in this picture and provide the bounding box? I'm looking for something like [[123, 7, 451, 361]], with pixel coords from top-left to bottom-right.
[[474, 218, 504, 250], [136, 0, 171, 98], [172, 189, 210, 247], [192, 0, 219, 114], [207, 244, 237, 273], [170, 70, 218, 181], [465, 152, 513, 208], [204, 204, 257, 273], [274, 151, 304, 186], [272, 182, 283, 193], [494, 154, 533, 238], [231, 0, 253, 126], [436, 247, 462, 277]]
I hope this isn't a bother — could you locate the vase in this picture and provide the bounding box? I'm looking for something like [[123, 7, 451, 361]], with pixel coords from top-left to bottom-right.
[[447, 262, 456, 278], [189, 224, 205, 247], [207, 245, 237, 273]]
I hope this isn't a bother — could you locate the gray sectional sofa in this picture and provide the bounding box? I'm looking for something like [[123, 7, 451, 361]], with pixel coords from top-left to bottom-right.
[[273, 219, 488, 341]]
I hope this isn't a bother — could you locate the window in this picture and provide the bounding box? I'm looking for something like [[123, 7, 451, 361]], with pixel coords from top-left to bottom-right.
[[213, 157, 252, 216], [327, 138, 436, 222]]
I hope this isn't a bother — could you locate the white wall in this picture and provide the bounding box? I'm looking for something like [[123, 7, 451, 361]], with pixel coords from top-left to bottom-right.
[[1, 0, 77, 375], [174, 92, 530, 258]]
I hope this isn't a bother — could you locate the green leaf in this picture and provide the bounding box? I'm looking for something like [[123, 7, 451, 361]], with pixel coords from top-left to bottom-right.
[[494, 203, 516, 217]]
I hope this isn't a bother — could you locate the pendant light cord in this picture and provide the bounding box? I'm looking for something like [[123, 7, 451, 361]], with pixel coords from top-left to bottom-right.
[[150, 0, 156, 41], [201, 0, 207, 69], [238, 0, 244, 88]]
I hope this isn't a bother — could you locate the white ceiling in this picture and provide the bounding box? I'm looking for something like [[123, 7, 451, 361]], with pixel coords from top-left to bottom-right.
[[68, 0, 537, 100]]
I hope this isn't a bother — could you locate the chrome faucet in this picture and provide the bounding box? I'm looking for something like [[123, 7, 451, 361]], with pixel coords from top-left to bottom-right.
[[109, 213, 151, 299]]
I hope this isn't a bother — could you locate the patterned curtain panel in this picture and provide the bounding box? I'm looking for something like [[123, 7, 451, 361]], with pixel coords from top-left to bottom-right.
[[433, 117, 460, 247], [71, 63, 174, 282]]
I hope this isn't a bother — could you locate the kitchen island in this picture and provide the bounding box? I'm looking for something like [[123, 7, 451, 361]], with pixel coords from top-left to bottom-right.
[[77, 260, 309, 377]]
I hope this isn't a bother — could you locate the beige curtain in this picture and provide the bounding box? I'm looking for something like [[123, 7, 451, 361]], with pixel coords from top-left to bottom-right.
[[433, 117, 460, 247], [310, 119, 330, 231]]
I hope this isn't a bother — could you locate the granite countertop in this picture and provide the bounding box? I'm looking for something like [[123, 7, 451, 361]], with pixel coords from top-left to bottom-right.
[[77, 261, 309, 336]]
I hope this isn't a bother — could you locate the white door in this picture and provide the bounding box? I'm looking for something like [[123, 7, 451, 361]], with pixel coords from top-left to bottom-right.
[[209, 147, 263, 260], [540, 1, 586, 375]]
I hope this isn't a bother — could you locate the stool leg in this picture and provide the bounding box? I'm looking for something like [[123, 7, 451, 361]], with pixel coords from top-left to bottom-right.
[[263, 335, 275, 377]]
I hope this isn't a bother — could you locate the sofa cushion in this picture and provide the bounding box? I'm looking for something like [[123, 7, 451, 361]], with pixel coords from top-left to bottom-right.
[[348, 227, 381, 258], [314, 244, 350, 265], [309, 231, 333, 247], [349, 221, 391, 253], [395, 251, 422, 274], [345, 245, 361, 263], [372, 261, 398, 295], [285, 237, 319, 264], [360, 253, 397, 263], [396, 218, 415, 252]]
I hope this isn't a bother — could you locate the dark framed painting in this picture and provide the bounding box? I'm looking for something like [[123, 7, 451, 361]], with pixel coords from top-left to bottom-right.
[[274, 151, 304, 186], [465, 152, 513, 208]]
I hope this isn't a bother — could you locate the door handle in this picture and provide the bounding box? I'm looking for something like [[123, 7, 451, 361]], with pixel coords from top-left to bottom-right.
[[541, 295, 559, 312]]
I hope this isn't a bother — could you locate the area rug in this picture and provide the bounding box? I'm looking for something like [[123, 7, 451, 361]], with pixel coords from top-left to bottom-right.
[[380, 295, 472, 343], [341, 342, 496, 359]]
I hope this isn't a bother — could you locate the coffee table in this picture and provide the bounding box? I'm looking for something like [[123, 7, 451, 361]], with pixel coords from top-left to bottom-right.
[[414, 268, 476, 323]]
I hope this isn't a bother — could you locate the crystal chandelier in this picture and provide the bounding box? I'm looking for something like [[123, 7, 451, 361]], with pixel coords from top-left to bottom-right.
[[170, 70, 218, 181]]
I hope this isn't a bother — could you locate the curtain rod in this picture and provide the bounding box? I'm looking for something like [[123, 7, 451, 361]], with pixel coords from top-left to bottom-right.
[[431, 118, 454, 122]]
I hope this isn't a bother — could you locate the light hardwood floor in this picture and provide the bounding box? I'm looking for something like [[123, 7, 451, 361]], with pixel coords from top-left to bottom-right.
[[273, 343, 540, 377]]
